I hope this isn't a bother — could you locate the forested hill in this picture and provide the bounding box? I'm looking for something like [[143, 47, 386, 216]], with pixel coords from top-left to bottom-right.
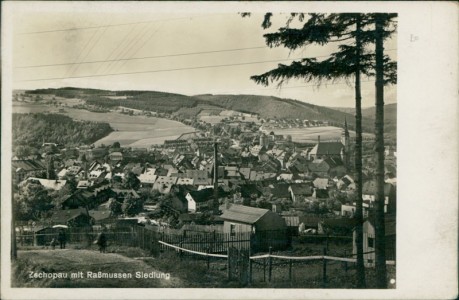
[[193, 94, 375, 133], [331, 103, 397, 136], [12, 113, 113, 149], [21, 88, 380, 133]]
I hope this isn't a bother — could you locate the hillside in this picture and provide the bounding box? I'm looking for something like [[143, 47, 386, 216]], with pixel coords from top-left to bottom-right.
[[332, 103, 397, 136], [12, 113, 113, 150], [193, 94, 375, 133], [20, 88, 390, 134]]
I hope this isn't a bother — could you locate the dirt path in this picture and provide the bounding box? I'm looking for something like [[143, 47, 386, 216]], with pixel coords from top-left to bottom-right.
[[15, 249, 185, 288]]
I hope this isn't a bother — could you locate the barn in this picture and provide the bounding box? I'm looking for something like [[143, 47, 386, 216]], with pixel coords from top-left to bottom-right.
[[220, 205, 288, 252]]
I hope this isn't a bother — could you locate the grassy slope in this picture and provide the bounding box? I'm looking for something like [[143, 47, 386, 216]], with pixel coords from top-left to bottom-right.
[[13, 248, 185, 288], [194, 94, 375, 133]]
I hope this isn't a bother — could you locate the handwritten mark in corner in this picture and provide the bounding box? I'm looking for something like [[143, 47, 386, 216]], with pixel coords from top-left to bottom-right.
[[410, 34, 419, 42]]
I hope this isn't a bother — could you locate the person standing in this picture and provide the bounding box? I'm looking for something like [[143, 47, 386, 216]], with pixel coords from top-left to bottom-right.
[[96, 231, 107, 253], [58, 229, 67, 249]]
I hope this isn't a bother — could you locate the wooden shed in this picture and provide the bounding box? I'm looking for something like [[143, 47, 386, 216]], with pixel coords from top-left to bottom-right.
[[220, 205, 288, 252]]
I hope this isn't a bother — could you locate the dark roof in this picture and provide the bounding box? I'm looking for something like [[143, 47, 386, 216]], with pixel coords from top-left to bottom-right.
[[290, 183, 314, 196], [12, 159, 46, 172], [316, 142, 343, 155], [49, 208, 88, 224], [308, 160, 330, 172], [362, 180, 394, 196], [322, 218, 358, 229], [88, 209, 112, 221], [188, 187, 227, 203], [315, 189, 329, 199], [324, 156, 344, 167], [269, 183, 291, 198], [220, 205, 269, 224], [240, 184, 262, 198]]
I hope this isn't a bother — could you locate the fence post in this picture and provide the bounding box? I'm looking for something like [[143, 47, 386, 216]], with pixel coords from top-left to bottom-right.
[[344, 250, 348, 273], [206, 247, 210, 270], [263, 256, 266, 282], [249, 252, 253, 285], [179, 242, 183, 261], [322, 247, 327, 288], [289, 259, 292, 282], [268, 246, 272, 282], [227, 248, 231, 280]]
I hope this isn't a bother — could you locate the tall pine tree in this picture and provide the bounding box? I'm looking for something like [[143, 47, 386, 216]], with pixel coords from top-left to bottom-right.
[[247, 13, 396, 288]]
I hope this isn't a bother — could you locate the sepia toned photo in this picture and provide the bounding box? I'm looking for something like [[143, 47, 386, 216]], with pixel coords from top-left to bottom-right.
[[2, 2, 457, 300]]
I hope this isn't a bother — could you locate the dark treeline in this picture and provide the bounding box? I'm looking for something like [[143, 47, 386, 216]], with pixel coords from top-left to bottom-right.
[[13, 113, 113, 149]]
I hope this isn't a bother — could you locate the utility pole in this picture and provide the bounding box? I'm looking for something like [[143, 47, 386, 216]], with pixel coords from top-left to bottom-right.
[[213, 142, 219, 215]]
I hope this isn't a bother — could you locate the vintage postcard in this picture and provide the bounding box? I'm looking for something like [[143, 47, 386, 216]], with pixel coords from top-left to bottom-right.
[[1, 1, 457, 300]]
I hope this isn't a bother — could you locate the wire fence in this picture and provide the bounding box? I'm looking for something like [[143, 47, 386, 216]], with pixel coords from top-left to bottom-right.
[[16, 224, 395, 286]]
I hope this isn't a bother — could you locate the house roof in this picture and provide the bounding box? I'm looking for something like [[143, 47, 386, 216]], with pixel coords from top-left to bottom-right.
[[220, 205, 269, 224], [309, 159, 330, 173], [315, 142, 343, 155], [290, 183, 314, 196], [21, 178, 67, 191], [188, 187, 226, 203], [269, 183, 291, 198], [12, 159, 46, 172], [362, 180, 394, 196], [49, 208, 89, 224], [313, 178, 329, 189], [240, 184, 262, 198], [88, 209, 112, 221]]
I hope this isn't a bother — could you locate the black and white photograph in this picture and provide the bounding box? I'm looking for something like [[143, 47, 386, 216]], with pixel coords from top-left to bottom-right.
[[1, 2, 457, 299]]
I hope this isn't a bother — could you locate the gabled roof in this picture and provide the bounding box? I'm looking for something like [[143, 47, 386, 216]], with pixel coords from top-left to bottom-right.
[[290, 183, 314, 196], [12, 159, 46, 172], [315, 142, 343, 155], [269, 183, 291, 198], [313, 178, 329, 189], [220, 205, 269, 224], [21, 178, 67, 191], [49, 208, 89, 224], [188, 187, 227, 203]]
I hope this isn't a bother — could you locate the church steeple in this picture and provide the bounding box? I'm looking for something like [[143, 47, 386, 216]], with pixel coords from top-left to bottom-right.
[[344, 116, 349, 138], [341, 117, 351, 167]]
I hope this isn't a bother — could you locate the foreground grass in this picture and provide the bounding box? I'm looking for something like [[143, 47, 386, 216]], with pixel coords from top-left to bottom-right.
[[13, 244, 395, 288], [13, 247, 184, 288]]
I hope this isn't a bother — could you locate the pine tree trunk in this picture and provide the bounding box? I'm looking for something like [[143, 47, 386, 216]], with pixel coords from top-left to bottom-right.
[[354, 15, 366, 289], [374, 14, 388, 288]]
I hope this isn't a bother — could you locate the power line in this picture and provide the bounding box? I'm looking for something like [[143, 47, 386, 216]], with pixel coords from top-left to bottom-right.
[[18, 57, 305, 82], [16, 46, 269, 69], [16, 48, 396, 69], [17, 14, 221, 35]]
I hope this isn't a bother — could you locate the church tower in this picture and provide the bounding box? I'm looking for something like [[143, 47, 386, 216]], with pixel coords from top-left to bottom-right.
[[341, 117, 350, 166]]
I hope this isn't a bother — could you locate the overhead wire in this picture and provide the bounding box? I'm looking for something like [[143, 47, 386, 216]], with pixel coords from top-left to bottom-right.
[[17, 48, 396, 82]]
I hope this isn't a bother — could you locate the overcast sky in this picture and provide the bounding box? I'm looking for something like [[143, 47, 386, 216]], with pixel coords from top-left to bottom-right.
[[12, 6, 397, 108]]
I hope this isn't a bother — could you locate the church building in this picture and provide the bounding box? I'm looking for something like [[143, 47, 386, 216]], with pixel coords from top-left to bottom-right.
[[307, 118, 351, 167]]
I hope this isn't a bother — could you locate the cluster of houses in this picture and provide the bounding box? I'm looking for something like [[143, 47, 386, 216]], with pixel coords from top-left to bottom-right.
[[13, 119, 396, 259]]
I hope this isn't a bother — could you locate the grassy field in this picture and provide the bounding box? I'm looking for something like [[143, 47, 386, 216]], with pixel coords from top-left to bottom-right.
[[12, 103, 195, 148], [12, 241, 394, 289], [266, 126, 373, 143], [13, 247, 184, 288]]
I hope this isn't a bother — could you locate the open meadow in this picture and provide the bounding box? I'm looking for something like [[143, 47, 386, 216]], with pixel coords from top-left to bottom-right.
[[266, 126, 373, 143]]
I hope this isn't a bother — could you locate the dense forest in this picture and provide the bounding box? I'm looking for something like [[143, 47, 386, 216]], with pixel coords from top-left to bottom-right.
[[85, 92, 202, 114], [12, 113, 113, 149]]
